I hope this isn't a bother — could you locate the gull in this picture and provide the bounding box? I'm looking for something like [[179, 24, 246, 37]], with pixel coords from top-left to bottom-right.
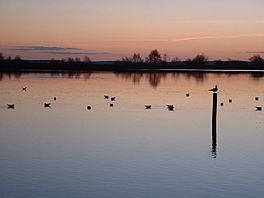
[[209, 85, 218, 93], [7, 104, 15, 109], [44, 103, 51, 108], [256, 107, 262, 111], [145, 105, 151, 109], [167, 105, 174, 111]]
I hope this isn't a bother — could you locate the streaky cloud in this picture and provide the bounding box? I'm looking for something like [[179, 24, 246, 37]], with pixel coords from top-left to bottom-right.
[[9, 46, 81, 51], [7, 45, 111, 56], [44, 51, 111, 55], [171, 36, 217, 42], [170, 34, 264, 43], [125, 34, 264, 44], [246, 51, 264, 54]]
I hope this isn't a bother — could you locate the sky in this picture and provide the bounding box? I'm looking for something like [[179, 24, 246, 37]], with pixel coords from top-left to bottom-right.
[[1, 0, 264, 60]]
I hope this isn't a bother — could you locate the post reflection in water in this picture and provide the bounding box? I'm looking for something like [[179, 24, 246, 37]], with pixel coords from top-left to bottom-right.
[[211, 92, 218, 158]]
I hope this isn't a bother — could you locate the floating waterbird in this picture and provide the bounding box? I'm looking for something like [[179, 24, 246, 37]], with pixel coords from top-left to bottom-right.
[[44, 103, 51, 108], [186, 93, 190, 97], [167, 104, 174, 108], [255, 97, 259, 101], [87, 106, 92, 110], [209, 85, 218, 93], [104, 95, 109, 99], [7, 104, 15, 109], [111, 97, 116, 101], [22, 87, 27, 91], [54, 97, 57, 101], [110, 103, 114, 107], [220, 103, 224, 106], [229, 99, 232, 103], [145, 105, 151, 109], [256, 106, 262, 111], [167, 105, 175, 111]]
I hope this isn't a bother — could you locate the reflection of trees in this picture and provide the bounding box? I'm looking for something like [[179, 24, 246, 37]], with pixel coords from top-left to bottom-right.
[[115, 72, 143, 84], [115, 72, 167, 88], [251, 72, 264, 79], [146, 73, 167, 88], [2, 71, 264, 87], [115, 72, 208, 87], [0, 72, 93, 82], [183, 72, 207, 83]]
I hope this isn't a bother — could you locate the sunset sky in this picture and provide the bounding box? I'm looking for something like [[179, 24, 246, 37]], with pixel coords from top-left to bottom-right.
[[1, 0, 264, 60]]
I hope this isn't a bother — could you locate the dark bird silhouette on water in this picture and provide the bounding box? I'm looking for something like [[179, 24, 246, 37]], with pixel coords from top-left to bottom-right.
[[220, 103, 224, 106], [22, 87, 27, 91], [167, 105, 174, 111], [111, 97, 116, 101], [104, 95, 109, 99], [256, 106, 262, 111], [186, 93, 190, 97], [44, 103, 51, 108], [209, 85, 218, 93], [229, 99, 232, 103], [87, 106, 92, 110], [145, 105, 151, 109], [255, 97, 259, 101], [7, 104, 15, 109], [110, 103, 114, 107], [54, 97, 57, 101]]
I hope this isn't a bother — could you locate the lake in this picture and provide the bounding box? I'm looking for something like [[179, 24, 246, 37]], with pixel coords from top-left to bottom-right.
[[0, 71, 264, 197]]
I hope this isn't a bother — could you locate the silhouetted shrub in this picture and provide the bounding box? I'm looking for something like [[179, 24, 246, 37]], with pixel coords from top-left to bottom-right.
[[14, 55, 22, 61], [249, 55, 264, 64], [83, 56, 92, 63], [0, 53, 4, 61], [192, 54, 208, 65]]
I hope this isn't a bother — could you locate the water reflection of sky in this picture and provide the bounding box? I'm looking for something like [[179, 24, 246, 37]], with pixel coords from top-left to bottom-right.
[[0, 72, 264, 197]]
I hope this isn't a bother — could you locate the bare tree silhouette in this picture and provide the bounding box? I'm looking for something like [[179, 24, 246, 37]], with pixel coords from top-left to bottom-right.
[[146, 49, 162, 64], [132, 53, 143, 63], [121, 53, 143, 63]]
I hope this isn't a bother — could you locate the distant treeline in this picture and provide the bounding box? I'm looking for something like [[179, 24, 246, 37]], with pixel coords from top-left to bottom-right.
[[1, 50, 264, 72]]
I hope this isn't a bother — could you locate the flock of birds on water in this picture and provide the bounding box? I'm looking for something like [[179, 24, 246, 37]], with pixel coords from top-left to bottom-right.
[[5, 85, 263, 112]]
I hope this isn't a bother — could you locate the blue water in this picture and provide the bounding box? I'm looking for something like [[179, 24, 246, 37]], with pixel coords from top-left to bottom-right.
[[0, 72, 264, 197]]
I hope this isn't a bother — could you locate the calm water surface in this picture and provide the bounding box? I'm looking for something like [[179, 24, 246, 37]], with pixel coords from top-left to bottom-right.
[[0, 72, 264, 198]]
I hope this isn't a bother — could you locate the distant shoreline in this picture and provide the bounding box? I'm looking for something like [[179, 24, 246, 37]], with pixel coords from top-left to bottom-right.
[[1, 60, 264, 73]]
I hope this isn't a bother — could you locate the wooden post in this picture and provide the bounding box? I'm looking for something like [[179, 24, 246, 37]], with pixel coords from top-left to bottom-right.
[[212, 92, 217, 158]]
